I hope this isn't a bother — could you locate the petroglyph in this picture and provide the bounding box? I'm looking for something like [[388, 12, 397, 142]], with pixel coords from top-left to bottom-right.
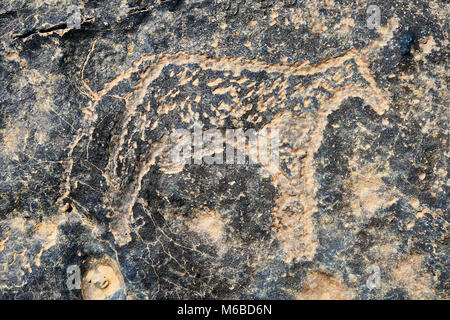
[[1, 0, 447, 300], [80, 42, 393, 261]]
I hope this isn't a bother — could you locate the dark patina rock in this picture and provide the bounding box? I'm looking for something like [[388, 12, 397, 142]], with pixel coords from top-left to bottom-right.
[[0, 0, 448, 299]]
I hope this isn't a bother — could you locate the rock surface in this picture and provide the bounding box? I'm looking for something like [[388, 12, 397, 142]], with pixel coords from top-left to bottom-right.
[[0, 0, 448, 299]]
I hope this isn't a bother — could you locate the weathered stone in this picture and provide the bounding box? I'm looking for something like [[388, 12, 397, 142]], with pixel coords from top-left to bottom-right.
[[0, 0, 448, 299]]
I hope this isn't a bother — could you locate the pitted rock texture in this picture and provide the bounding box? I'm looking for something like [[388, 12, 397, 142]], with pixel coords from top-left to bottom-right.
[[0, 0, 448, 299]]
